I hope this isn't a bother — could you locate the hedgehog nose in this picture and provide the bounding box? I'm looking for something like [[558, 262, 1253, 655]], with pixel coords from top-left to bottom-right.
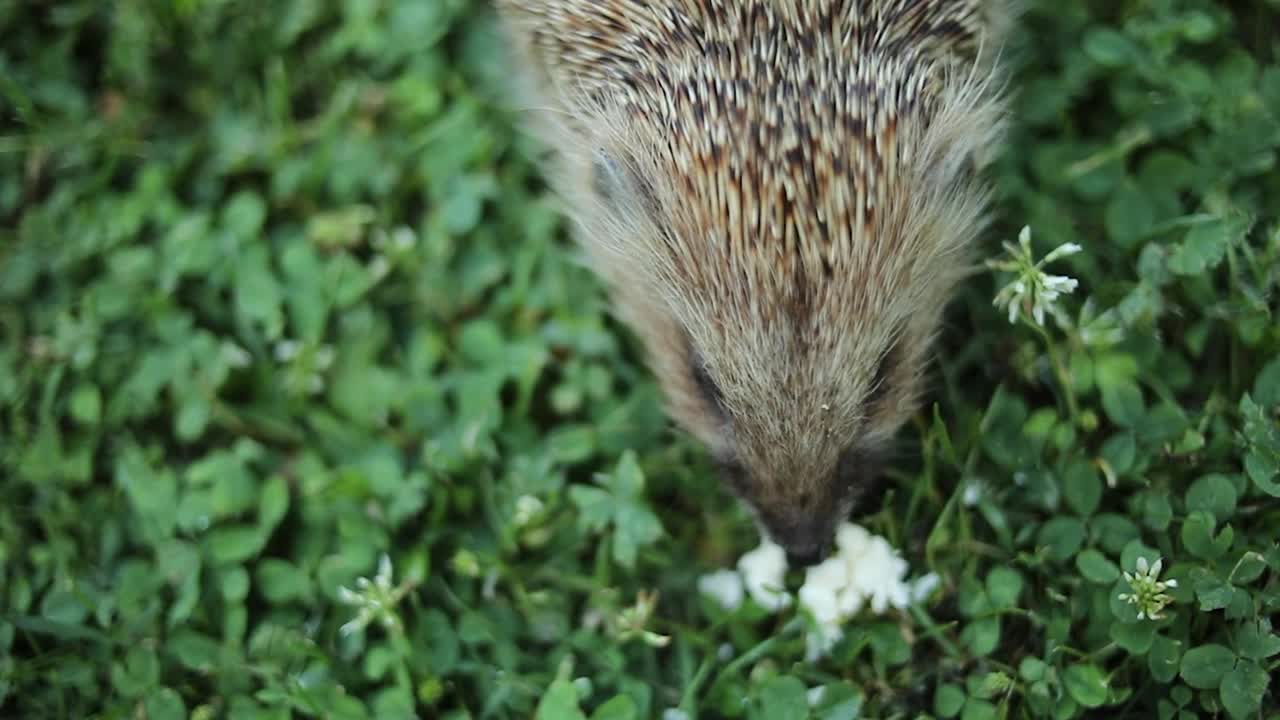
[[785, 543, 829, 567], [777, 530, 832, 566], [764, 514, 833, 566]]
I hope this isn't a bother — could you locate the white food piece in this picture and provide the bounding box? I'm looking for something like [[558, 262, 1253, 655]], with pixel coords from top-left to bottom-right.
[[737, 538, 793, 611], [702, 522, 925, 660]]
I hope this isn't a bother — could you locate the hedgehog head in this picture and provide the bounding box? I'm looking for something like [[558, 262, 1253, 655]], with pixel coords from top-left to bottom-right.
[[503, 1, 1008, 564]]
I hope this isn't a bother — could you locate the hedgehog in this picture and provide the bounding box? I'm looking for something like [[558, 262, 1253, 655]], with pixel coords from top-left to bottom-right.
[[496, 1, 1012, 565]]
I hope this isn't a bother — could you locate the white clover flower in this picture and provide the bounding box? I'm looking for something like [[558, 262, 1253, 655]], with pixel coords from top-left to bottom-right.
[[274, 339, 301, 362], [391, 226, 417, 251], [989, 226, 1082, 328], [962, 480, 985, 507], [273, 341, 335, 395], [1118, 556, 1179, 621], [513, 495, 545, 528], [697, 569, 745, 611], [613, 589, 670, 648], [314, 345, 335, 371], [368, 255, 391, 281], [336, 554, 416, 637], [738, 539, 793, 612]]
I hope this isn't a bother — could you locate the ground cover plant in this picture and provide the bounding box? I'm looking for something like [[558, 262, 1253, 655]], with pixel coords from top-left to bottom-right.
[[2, 0, 1279, 717]]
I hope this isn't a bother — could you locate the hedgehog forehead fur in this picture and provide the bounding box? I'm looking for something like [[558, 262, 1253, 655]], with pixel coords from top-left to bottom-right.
[[499, 0, 1011, 548]]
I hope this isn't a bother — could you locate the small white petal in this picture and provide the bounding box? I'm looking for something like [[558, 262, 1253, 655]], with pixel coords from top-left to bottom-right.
[[911, 573, 941, 604], [377, 554, 394, 588], [1042, 275, 1079, 293], [1044, 242, 1084, 263], [274, 340, 300, 362]]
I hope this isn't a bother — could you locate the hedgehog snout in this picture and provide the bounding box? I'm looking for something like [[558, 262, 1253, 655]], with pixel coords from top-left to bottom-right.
[[760, 511, 836, 567]]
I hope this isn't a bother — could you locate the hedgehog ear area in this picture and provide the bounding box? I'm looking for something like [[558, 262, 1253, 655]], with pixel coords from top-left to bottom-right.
[[590, 149, 622, 202], [688, 347, 729, 421], [688, 345, 751, 494], [590, 148, 661, 218], [921, 142, 982, 195], [712, 453, 751, 495]]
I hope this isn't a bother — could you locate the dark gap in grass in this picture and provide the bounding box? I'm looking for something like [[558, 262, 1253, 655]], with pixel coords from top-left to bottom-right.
[[66, 8, 109, 103], [280, 30, 351, 123]]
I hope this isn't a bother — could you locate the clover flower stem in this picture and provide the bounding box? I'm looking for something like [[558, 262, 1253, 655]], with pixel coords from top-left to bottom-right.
[[1034, 323, 1080, 424], [1086, 641, 1120, 664], [1064, 125, 1154, 178], [1047, 644, 1092, 662], [706, 616, 805, 696], [676, 651, 719, 713], [907, 605, 963, 658]]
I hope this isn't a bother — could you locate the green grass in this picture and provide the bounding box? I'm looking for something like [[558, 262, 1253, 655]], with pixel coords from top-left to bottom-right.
[[2, 1, 1279, 718]]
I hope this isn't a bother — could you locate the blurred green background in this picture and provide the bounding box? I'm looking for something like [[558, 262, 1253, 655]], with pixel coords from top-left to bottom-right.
[[2, 1, 1279, 718]]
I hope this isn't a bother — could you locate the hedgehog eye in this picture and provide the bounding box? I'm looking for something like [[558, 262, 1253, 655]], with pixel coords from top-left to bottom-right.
[[690, 352, 728, 419], [590, 148, 661, 218], [714, 455, 750, 493], [835, 446, 860, 492], [835, 445, 890, 509]]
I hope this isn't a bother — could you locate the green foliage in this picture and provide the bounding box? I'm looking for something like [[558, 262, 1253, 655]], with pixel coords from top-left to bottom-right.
[[2, 0, 1279, 718]]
